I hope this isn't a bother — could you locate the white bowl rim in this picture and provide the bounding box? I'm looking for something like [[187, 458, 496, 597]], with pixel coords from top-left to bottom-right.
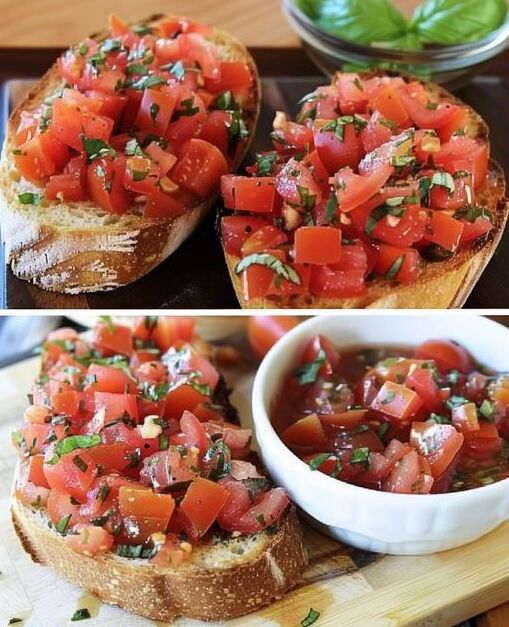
[[252, 314, 509, 506]]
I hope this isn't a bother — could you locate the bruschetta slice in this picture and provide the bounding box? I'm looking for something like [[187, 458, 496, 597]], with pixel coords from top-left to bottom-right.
[[220, 71, 508, 309], [0, 14, 260, 293], [10, 317, 307, 621]]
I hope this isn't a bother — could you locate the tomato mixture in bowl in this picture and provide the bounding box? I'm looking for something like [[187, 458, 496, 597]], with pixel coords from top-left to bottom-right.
[[13, 15, 253, 216], [221, 72, 492, 302], [274, 335, 509, 494], [12, 317, 289, 562]]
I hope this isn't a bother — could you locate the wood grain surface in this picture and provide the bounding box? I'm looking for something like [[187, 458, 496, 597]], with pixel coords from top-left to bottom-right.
[[2, 317, 509, 626], [0, 0, 425, 49]]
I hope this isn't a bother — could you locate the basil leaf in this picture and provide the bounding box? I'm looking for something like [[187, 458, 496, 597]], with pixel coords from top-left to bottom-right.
[[454, 206, 493, 223], [18, 192, 43, 205], [116, 543, 157, 559], [50, 434, 101, 464], [431, 171, 455, 195], [55, 513, 72, 534], [99, 315, 115, 333], [385, 255, 404, 280], [411, 0, 507, 45], [301, 608, 321, 627], [82, 137, 115, 162], [235, 254, 302, 286], [313, 0, 408, 45], [293, 348, 326, 385], [350, 447, 371, 468], [324, 191, 338, 223], [255, 151, 278, 176], [308, 453, 330, 471]]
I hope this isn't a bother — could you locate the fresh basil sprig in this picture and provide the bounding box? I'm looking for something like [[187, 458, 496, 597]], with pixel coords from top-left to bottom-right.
[[297, 0, 507, 50]]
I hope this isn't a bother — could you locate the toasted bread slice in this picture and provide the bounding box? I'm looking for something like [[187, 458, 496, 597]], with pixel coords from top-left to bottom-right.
[[11, 477, 306, 622], [0, 14, 260, 293], [223, 75, 508, 309]]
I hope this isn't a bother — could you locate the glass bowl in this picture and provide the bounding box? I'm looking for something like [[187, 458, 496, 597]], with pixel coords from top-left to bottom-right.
[[281, 0, 509, 89]]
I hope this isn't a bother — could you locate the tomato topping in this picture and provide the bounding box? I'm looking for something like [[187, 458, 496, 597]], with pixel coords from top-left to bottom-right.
[[415, 340, 472, 374], [180, 477, 229, 536]]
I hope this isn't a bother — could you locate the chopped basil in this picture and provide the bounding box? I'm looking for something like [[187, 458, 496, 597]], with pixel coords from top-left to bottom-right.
[[320, 115, 366, 140], [49, 434, 101, 464], [189, 381, 211, 396], [454, 206, 493, 224], [385, 255, 404, 280], [99, 315, 115, 333], [96, 482, 111, 504], [324, 191, 338, 223], [301, 608, 320, 627], [293, 348, 326, 385], [379, 117, 397, 131], [132, 169, 148, 182], [159, 60, 185, 80], [350, 447, 371, 468], [296, 106, 317, 124], [308, 453, 331, 471], [255, 151, 278, 176], [71, 609, 91, 622], [101, 39, 122, 53], [447, 370, 459, 384], [235, 253, 302, 286], [133, 24, 153, 36], [126, 63, 149, 76], [429, 413, 451, 424], [125, 138, 145, 157], [82, 137, 115, 163], [18, 192, 43, 205], [431, 171, 455, 195], [297, 185, 316, 211], [8, 620, 23, 625], [227, 109, 249, 150], [256, 513, 266, 526], [479, 399, 496, 421], [174, 97, 200, 118], [77, 42, 89, 56], [390, 155, 416, 167], [55, 514, 72, 534], [139, 381, 170, 403], [125, 448, 141, 469], [365, 204, 405, 237], [72, 454, 88, 473], [213, 90, 238, 111], [87, 51, 106, 68], [378, 422, 390, 441], [446, 395, 468, 410], [125, 75, 166, 90], [116, 544, 157, 559], [381, 390, 396, 405], [159, 433, 169, 451]]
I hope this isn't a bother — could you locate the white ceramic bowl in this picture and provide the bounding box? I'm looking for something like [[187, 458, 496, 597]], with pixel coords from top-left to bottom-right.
[[252, 314, 509, 555]]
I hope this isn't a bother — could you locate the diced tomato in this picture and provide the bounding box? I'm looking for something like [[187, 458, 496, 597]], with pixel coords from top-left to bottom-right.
[[221, 216, 271, 256], [273, 120, 314, 154], [382, 450, 425, 494], [92, 321, 133, 357], [66, 524, 114, 555], [459, 216, 493, 243], [233, 487, 289, 533], [180, 477, 229, 536], [415, 339, 472, 374], [426, 211, 464, 252], [140, 447, 199, 490], [87, 156, 130, 214], [399, 92, 460, 130], [374, 244, 419, 284], [275, 158, 322, 207], [247, 316, 299, 360], [410, 422, 464, 478], [310, 266, 367, 298], [451, 402, 480, 432], [150, 532, 192, 567], [15, 131, 71, 184], [15, 481, 50, 508], [370, 85, 409, 127], [85, 443, 131, 474], [462, 422, 503, 461], [150, 317, 195, 352], [85, 364, 137, 394], [47, 489, 85, 528], [371, 381, 423, 420], [144, 189, 185, 219], [438, 107, 469, 142], [216, 477, 251, 531], [44, 450, 98, 502], [433, 136, 488, 191], [294, 226, 342, 265], [334, 165, 393, 212], [144, 142, 177, 177], [360, 110, 393, 153], [135, 86, 177, 135], [180, 411, 208, 455], [241, 225, 288, 255], [405, 367, 443, 414], [28, 454, 51, 488], [336, 73, 368, 114], [119, 486, 175, 542], [280, 414, 329, 451], [171, 139, 228, 198], [94, 392, 139, 423], [50, 99, 113, 151], [230, 177, 277, 213], [123, 156, 160, 195], [204, 61, 253, 93], [313, 121, 364, 174], [198, 110, 231, 155]]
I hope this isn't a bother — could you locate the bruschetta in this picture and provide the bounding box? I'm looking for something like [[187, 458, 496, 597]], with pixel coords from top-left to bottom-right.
[[0, 14, 260, 293], [220, 71, 508, 309], [10, 317, 307, 621]]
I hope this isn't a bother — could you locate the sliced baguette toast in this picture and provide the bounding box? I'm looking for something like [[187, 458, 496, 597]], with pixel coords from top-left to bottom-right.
[[11, 495, 306, 622], [0, 14, 260, 293], [222, 74, 508, 309]]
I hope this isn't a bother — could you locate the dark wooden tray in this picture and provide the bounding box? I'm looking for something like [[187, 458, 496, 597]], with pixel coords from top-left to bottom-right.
[[1, 48, 509, 309]]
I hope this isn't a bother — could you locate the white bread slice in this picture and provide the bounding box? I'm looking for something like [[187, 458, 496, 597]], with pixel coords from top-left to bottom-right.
[[0, 14, 260, 293], [11, 480, 307, 622], [223, 74, 508, 309]]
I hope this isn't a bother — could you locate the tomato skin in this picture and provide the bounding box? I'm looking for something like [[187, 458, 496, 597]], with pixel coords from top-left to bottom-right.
[[360, 110, 393, 153], [374, 244, 420, 284], [119, 486, 175, 542], [198, 110, 231, 155], [247, 316, 300, 360], [426, 211, 464, 252], [294, 226, 342, 265], [44, 451, 98, 503], [231, 177, 277, 213], [47, 489, 85, 528], [310, 266, 367, 298], [241, 225, 288, 256], [459, 217, 493, 243], [171, 139, 228, 198], [204, 61, 253, 93], [50, 99, 113, 151], [371, 381, 423, 420], [180, 477, 229, 536], [233, 487, 289, 533], [216, 477, 251, 531], [313, 122, 364, 174], [92, 321, 133, 357], [334, 165, 393, 212], [85, 364, 137, 394], [370, 85, 409, 126], [221, 216, 270, 256], [94, 392, 139, 423], [410, 422, 464, 478], [415, 340, 472, 374], [433, 136, 488, 191], [15, 131, 71, 184], [87, 156, 131, 215], [180, 411, 209, 456], [135, 86, 177, 135], [281, 414, 329, 452], [28, 454, 51, 488], [399, 91, 460, 130], [405, 368, 443, 414]]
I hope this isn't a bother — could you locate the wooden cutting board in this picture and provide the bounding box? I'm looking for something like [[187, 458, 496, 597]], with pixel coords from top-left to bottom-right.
[[2, 325, 509, 627]]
